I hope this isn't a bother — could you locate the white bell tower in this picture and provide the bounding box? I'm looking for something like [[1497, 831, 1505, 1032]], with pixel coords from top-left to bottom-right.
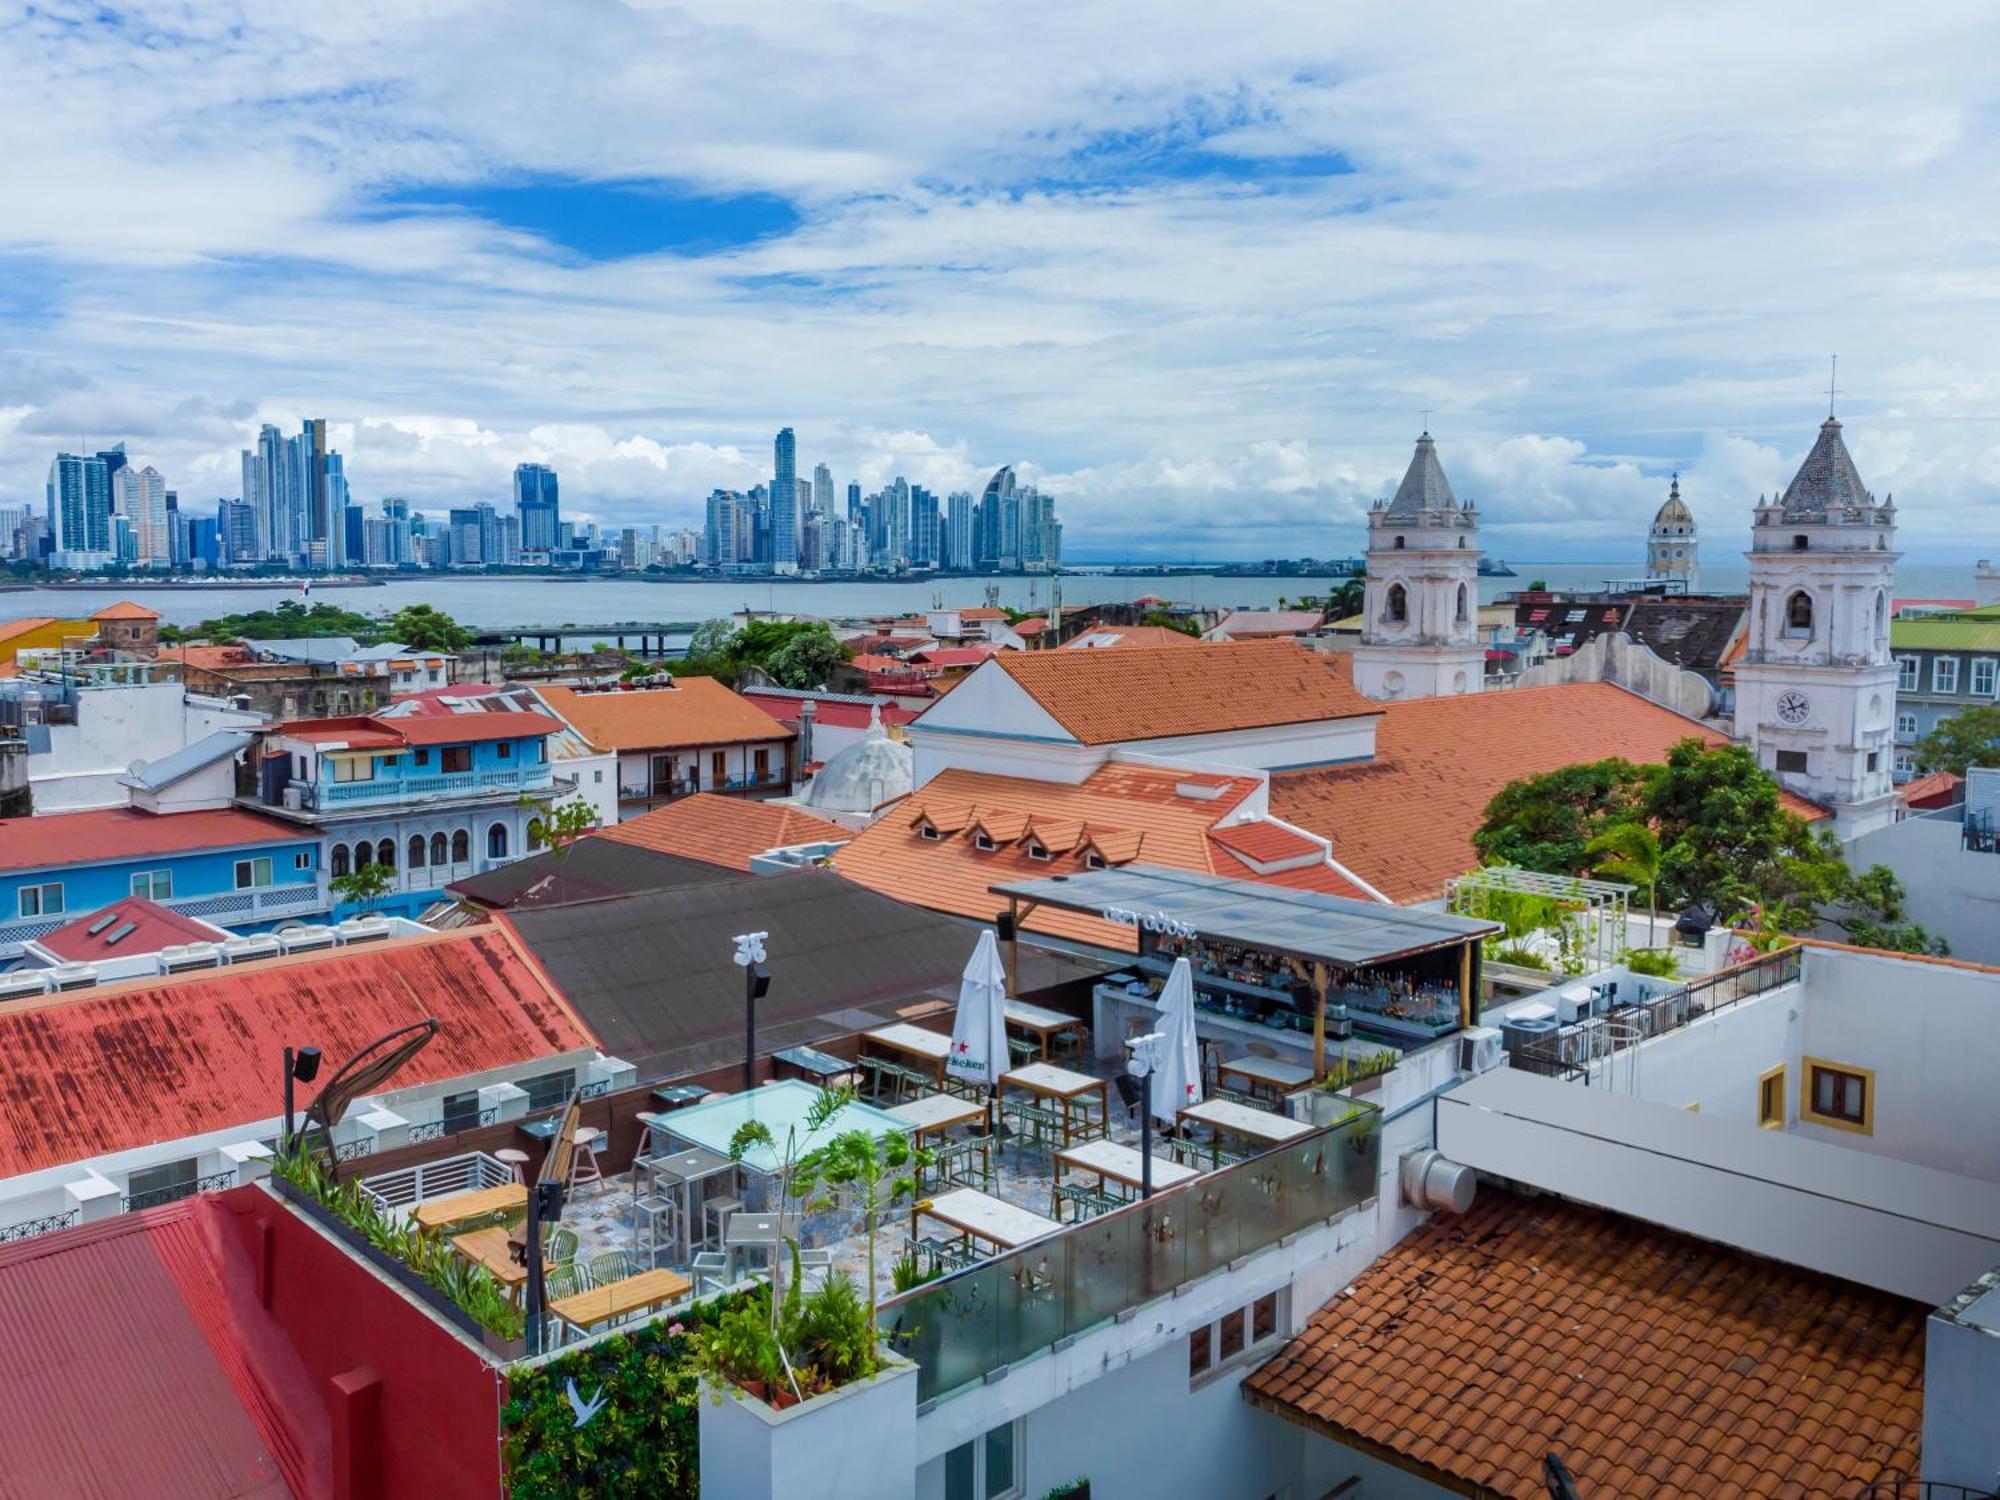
[[1735, 414, 1900, 839], [1352, 432, 1484, 701], [1647, 475, 1698, 590]]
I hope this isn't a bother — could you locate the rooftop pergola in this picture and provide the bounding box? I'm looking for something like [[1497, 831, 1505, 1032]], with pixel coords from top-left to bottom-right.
[[1443, 866, 1633, 973]]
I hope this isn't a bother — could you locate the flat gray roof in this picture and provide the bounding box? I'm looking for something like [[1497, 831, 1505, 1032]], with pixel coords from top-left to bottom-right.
[[991, 864, 1498, 968]]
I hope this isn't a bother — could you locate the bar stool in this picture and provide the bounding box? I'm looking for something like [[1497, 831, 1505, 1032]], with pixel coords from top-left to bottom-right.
[[495, 1148, 531, 1185], [569, 1127, 604, 1192]]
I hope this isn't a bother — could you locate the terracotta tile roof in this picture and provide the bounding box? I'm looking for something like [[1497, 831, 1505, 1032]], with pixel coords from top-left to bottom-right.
[[160, 643, 256, 671], [1243, 1190, 1926, 1499], [958, 607, 1008, 620], [986, 641, 1378, 746], [834, 763, 1370, 946], [740, 690, 917, 731], [1269, 683, 1819, 905], [597, 793, 847, 870], [1208, 821, 1322, 864], [0, 927, 591, 1177], [539, 680, 795, 752], [272, 709, 557, 748], [1013, 617, 1047, 635], [1211, 608, 1324, 637], [0, 615, 60, 644], [1896, 769, 1962, 807], [33, 898, 227, 960], [1061, 625, 1203, 651], [911, 645, 1000, 668], [0, 806, 313, 874], [88, 600, 161, 621]]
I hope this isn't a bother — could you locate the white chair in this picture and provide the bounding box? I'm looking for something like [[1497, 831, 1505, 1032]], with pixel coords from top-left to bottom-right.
[[703, 1193, 744, 1249], [691, 1251, 731, 1298]]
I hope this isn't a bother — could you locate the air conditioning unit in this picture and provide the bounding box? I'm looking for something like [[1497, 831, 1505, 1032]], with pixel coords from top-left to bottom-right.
[[0, 971, 50, 1001], [1554, 984, 1598, 1026], [335, 917, 391, 945], [278, 925, 336, 953], [47, 962, 99, 992], [160, 942, 223, 973], [1456, 1026, 1506, 1076], [220, 935, 282, 964]]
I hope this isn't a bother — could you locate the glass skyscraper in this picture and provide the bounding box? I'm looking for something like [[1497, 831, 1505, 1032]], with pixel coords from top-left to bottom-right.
[[514, 462, 560, 552], [771, 427, 799, 569]]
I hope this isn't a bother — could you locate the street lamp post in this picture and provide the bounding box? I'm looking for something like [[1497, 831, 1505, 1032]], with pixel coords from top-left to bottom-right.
[[281, 1045, 323, 1151], [733, 931, 771, 1093], [1128, 1031, 1163, 1199]]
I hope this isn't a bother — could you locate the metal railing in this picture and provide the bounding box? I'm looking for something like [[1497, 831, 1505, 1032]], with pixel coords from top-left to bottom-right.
[[578, 1079, 610, 1100], [334, 1137, 377, 1162], [0, 1208, 80, 1243], [122, 1169, 238, 1214], [1513, 947, 1804, 1084], [357, 1150, 513, 1213], [406, 1119, 448, 1143], [879, 1103, 1380, 1405], [306, 766, 553, 807]]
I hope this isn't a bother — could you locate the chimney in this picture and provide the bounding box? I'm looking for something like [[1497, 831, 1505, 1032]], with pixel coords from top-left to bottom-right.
[[798, 698, 816, 765]]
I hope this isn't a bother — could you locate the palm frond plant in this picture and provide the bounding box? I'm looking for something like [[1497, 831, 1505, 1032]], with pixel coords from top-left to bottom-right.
[[1585, 821, 1664, 947]]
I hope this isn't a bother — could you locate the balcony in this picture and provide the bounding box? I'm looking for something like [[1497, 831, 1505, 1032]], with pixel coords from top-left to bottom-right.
[[0, 882, 331, 954], [299, 765, 555, 809]]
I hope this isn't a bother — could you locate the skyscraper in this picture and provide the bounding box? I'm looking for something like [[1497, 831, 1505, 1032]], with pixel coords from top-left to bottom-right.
[[946, 491, 974, 570], [256, 423, 297, 562], [47, 452, 113, 562], [238, 447, 267, 559], [911, 487, 940, 567], [515, 462, 560, 552], [301, 418, 335, 568], [846, 481, 861, 522], [115, 464, 169, 566], [771, 428, 799, 570], [812, 463, 834, 517]]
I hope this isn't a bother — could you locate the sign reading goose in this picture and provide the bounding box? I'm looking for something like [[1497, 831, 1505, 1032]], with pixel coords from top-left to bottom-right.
[[1100, 904, 1197, 940]]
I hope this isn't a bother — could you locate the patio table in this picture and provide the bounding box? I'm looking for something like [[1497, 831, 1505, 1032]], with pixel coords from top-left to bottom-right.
[[1000, 1062, 1110, 1148], [862, 1023, 952, 1082], [412, 1183, 527, 1233], [1004, 1000, 1085, 1061], [643, 1145, 736, 1262], [449, 1225, 531, 1301], [516, 1114, 562, 1142], [885, 1092, 988, 1141], [771, 1044, 860, 1085], [914, 1186, 1061, 1255], [1176, 1096, 1315, 1148], [549, 1267, 692, 1336], [1054, 1138, 1199, 1197], [1217, 1054, 1317, 1101], [651, 1083, 711, 1109]]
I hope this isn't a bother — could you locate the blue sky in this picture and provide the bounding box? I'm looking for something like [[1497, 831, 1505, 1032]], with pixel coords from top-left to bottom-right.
[[0, 2, 1997, 561]]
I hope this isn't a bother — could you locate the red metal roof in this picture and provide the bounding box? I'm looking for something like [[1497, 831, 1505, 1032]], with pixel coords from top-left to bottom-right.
[[34, 897, 228, 960], [274, 709, 555, 747], [740, 691, 918, 731], [911, 645, 1000, 668], [0, 1203, 293, 1498], [0, 807, 313, 874], [0, 927, 593, 1177]]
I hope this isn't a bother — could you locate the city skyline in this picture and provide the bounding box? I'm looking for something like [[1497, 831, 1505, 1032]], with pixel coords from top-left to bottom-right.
[[1, 6, 1997, 560]]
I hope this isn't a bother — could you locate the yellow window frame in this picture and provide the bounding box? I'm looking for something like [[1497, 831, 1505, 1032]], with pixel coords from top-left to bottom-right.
[[1757, 1064, 1786, 1129], [1801, 1056, 1874, 1135]]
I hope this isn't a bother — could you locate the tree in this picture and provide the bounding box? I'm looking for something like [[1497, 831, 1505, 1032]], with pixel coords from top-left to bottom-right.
[[766, 627, 846, 689], [792, 1126, 928, 1340], [1914, 705, 2000, 776], [1473, 758, 1651, 876], [1138, 610, 1200, 636], [729, 1087, 853, 1336], [387, 604, 472, 654], [527, 796, 598, 854], [1584, 821, 1663, 942], [330, 861, 395, 912], [1643, 740, 1793, 916], [160, 599, 379, 646]]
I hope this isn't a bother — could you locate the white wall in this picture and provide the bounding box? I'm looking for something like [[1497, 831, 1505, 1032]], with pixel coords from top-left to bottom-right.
[[559, 749, 621, 827], [30, 684, 262, 813]]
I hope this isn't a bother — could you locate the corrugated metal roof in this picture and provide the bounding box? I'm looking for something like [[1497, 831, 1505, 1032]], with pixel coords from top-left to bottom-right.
[[1890, 616, 2000, 650], [450, 838, 742, 909], [121, 728, 254, 792], [0, 1203, 293, 1499]]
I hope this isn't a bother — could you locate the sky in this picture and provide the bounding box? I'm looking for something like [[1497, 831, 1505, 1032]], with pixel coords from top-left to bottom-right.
[[1, 2, 1997, 563]]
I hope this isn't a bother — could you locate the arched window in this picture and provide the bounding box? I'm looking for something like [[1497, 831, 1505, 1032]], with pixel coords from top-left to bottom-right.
[[377, 838, 395, 869], [430, 831, 448, 866], [1785, 590, 1814, 638], [487, 822, 508, 859], [354, 841, 372, 869], [1386, 584, 1408, 624], [408, 835, 426, 869], [1791, 534, 1809, 551], [451, 829, 470, 864], [330, 843, 350, 878], [1455, 584, 1469, 624], [1393, 535, 1407, 550], [1874, 591, 1887, 640]]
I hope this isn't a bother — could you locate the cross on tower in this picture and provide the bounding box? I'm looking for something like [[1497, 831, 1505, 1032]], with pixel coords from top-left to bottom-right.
[[1419, 408, 1432, 435], [1827, 354, 1839, 418]]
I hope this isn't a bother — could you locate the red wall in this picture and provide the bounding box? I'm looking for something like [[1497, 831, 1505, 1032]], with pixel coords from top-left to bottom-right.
[[201, 1186, 505, 1500]]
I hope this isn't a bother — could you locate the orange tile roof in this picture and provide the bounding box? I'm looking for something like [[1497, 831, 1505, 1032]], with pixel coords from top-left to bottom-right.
[[0, 616, 60, 645], [89, 600, 160, 621], [538, 679, 794, 752], [1896, 769, 1962, 807], [597, 793, 847, 870], [835, 763, 1369, 946], [0, 927, 591, 1177], [1061, 625, 1203, 651], [160, 644, 256, 672], [987, 641, 1377, 746], [1207, 821, 1321, 864], [1243, 1190, 1925, 1499], [1270, 682, 1819, 905]]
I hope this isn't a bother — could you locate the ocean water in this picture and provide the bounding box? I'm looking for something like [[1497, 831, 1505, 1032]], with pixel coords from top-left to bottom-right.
[[0, 560, 1981, 632]]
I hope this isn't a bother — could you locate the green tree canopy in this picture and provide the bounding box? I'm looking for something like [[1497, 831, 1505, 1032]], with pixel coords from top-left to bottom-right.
[[1914, 705, 2000, 777], [387, 603, 472, 653], [674, 618, 848, 688], [1471, 757, 1651, 875], [1138, 610, 1200, 636], [159, 599, 380, 645]]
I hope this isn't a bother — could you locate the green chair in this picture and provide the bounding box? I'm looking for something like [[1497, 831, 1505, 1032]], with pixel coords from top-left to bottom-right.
[[588, 1249, 636, 1285], [544, 1262, 590, 1300], [544, 1226, 579, 1264]]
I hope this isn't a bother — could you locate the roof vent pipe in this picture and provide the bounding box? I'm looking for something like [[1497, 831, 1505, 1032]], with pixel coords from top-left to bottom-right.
[[1401, 1148, 1477, 1215]]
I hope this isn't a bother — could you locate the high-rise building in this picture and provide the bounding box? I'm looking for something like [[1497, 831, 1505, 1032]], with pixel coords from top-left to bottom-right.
[[109, 463, 169, 567], [812, 463, 834, 517], [911, 487, 940, 567], [846, 481, 862, 522], [219, 500, 260, 565], [302, 418, 336, 568], [1352, 431, 1484, 702], [946, 491, 974, 570], [239, 448, 266, 558], [447, 507, 485, 566], [771, 428, 799, 570], [255, 424, 296, 562], [515, 462, 560, 552], [47, 452, 113, 564], [0, 506, 26, 561]]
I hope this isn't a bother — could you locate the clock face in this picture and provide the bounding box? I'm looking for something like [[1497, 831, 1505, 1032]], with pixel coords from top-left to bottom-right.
[[1775, 690, 1812, 725]]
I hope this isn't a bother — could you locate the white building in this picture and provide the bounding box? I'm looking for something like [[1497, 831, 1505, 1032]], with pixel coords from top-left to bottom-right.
[[1647, 473, 1698, 588], [1734, 415, 1901, 839], [1351, 432, 1484, 701]]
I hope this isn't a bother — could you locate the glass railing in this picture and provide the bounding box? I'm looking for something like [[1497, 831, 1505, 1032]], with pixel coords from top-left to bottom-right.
[[879, 1103, 1380, 1404]]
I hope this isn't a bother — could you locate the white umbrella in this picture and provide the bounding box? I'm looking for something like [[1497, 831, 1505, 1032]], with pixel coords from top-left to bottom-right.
[[946, 928, 1010, 1090], [1148, 957, 1204, 1126]]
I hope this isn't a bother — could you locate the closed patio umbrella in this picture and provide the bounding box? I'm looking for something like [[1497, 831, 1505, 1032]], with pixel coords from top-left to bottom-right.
[[946, 928, 1010, 1093], [1149, 957, 1204, 1128]]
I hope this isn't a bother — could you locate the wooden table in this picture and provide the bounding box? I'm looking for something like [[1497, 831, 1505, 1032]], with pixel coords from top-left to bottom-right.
[[863, 1023, 952, 1080], [1218, 1054, 1317, 1100], [548, 1267, 692, 1335], [1004, 1000, 1084, 1061], [412, 1183, 527, 1233], [915, 1186, 1060, 1255], [885, 1092, 987, 1140], [1177, 1097, 1315, 1148], [449, 1225, 531, 1300], [1001, 1062, 1110, 1147], [1055, 1138, 1200, 1196], [772, 1044, 861, 1084]]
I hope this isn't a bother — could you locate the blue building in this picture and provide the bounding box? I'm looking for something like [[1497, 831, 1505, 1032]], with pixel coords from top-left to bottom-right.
[[241, 708, 567, 919], [0, 806, 322, 956]]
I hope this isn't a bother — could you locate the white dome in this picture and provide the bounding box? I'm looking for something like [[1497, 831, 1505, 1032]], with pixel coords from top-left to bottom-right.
[[803, 730, 913, 815]]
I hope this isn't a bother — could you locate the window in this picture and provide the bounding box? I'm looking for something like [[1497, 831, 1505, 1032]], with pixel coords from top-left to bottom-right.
[[129, 869, 173, 901], [330, 843, 350, 878], [593, 769, 604, 784], [1783, 591, 1813, 638], [1385, 583, 1407, 623], [18, 883, 64, 918], [520, 1069, 576, 1112], [1934, 657, 1960, 694], [1896, 712, 1918, 738], [451, 830, 470, 863], [1084, 851, 1108, 870], [430, 832, 448, 866], [1895, 752, 1914, 777], [1896, 655, 1919, 690], [1026, 841, 1051, 862], [943, 1420, 1020, 1500], [1455, 584, 1469, 624], [440, 746, 471, 774], [753, 747, 770, 780], [1975, 659, 1998, 697], [354, 841, 372, 869], [972, 832, 997, 852], [235, 857, 273, 889], [487, 822, 508, 859], [1758, 1064, 1786, 1129], [125, 1157, 197, 1208], [1866, 751, 1879, 773], [712, 751, 727, 784], [918, 823, 942, 841], [413, 748, 430, 767], [1393, 534, 1406, 549], [1802, 1059, 1872, 1133], [440, 1090, 483, 1135], [1791, 534, 1809, 551], [331, 754, 374, 783], [377, 838, 395, 869], [294, 850, 312, 871], [1775, 749, 1809, 775], [1564, 609, 1586, 623], [408, 835, 427, 869], [497, 741, 511, 760], [1188, 1290, 1286, 1386]]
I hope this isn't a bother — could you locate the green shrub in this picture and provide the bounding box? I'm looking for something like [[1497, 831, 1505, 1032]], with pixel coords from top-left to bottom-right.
[[1491, 944, 1551, 971], [1621, 947, 1680, 978]]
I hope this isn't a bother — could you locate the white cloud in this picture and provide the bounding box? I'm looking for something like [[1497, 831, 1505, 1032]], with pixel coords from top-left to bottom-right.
[[0, 1, 1996, 559]]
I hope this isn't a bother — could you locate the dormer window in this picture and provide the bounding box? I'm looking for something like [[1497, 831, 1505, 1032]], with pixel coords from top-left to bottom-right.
[[1027, 841, 1051, 862], [1084, 851, 1108, 871], [918, 823, 942, 841], [973, 832, 997, 852]]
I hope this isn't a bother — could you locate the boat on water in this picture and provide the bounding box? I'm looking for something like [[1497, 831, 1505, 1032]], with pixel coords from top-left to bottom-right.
[[1478, 558, 1517, 577]]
